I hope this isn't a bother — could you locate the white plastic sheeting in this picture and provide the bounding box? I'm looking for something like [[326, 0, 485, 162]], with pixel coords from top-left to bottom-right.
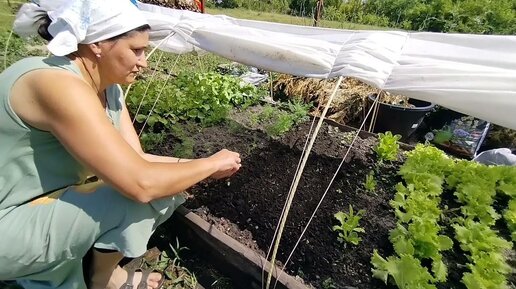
[[137, 2, 516, 129]]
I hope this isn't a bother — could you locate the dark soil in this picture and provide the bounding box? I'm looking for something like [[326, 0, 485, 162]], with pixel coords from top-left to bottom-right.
[[152, 119, 402, 289], [152, 118, 515, 289]]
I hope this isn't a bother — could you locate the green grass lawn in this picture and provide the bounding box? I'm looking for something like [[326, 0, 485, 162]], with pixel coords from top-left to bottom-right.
[[0, 2, 18, 33], [206, 7, 383, 30]]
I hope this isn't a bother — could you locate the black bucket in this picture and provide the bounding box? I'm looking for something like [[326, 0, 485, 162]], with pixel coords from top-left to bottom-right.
[[368, 93, 435, 139]]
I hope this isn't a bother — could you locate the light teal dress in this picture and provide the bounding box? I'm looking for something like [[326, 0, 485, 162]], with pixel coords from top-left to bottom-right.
[[0, 56, 184, 289]]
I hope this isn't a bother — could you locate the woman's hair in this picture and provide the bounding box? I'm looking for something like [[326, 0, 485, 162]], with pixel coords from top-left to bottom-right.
[[37, 15, 53, 41], [37, 14, 151, 42]]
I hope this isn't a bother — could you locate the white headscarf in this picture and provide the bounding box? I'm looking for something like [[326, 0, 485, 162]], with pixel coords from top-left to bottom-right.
[[13, 0, 149, 56]]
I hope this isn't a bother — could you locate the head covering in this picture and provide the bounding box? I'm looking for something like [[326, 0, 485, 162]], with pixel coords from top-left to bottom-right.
[[13, 0, 149, 56]]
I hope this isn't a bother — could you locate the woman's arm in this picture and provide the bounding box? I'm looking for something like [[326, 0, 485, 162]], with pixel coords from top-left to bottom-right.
[[11, 70, 240, 203], [118, 98, 235, 179]]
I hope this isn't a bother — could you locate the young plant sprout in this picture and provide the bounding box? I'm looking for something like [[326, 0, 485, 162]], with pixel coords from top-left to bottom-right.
[[374, 131, 402, 162], [332, 205, 365, 246], [365, 170, 377, 193]]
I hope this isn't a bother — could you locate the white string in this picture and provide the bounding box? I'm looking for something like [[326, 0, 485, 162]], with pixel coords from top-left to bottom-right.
[[131, 50, 165, 124], [261, 107, 320, 289], [265, 76, 344, 289], [123, 31, 176, 106], [138, 54, 181, 136], [3, 30, 13, 71], [271, 92, 382, 289]]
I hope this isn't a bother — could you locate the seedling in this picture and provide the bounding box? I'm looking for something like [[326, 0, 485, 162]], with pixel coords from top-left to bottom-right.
[[374, 131, 401, 162], [322, 277, 337, 289], [332, 205, 365, 246], [365, 170, 377, 193]]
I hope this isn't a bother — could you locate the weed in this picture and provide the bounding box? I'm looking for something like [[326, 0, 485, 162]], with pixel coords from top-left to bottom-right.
[[227, 119, 248, 135], [253, 101, 311, 138], [266, 113, 295, 136], [210, 274, 233, 289], [332, 205, 365, 246], [163, 239, 198, 289], [170, 124, 195, 159], [140, 132, 166, 152], [321, 277, 337, 289]]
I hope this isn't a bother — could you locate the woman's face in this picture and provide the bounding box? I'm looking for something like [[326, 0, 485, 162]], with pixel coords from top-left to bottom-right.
[[98, 30, 149, 84]]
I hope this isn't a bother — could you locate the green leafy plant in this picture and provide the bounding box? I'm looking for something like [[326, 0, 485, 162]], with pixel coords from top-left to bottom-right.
[[504, 199, 516, 242], [364, 170, 377, 193], [332, 205, 365, 246], [374, 131, 401, 161], [371, 250, 437, 289], [376, 144, 516, 289], [127, 72, 261, 131], [321, 277, 337, 289], [453, 220, 512, 289], [169, 124, 195, 159], [251, 101, 311, 137], [140, 132, 166, 152], [164, 239, 198, 289], [373, 145, 456, 288]]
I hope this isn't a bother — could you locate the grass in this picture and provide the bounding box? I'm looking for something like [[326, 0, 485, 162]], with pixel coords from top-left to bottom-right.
[[206, 7, 384, 30], [0, 1, 19, 33]]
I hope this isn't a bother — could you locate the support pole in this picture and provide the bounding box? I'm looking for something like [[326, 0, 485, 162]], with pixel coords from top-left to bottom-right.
[[265, 76, 343, 289], [313, 0, 324, 27]]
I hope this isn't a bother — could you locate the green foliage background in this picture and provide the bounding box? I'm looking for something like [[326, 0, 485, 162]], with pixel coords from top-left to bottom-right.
[[210, 0, 515, 34]]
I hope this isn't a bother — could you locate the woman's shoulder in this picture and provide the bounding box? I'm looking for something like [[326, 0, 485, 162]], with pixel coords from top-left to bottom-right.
[[2, 56, 81, 83]]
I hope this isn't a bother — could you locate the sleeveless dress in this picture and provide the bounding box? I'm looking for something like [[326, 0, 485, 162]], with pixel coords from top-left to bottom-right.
[[0, 56, 184, 289]]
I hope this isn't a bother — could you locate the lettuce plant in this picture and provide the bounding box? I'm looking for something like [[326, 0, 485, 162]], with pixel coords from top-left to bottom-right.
[[374, 131, 401, 161], [332, 205, 365, 246]]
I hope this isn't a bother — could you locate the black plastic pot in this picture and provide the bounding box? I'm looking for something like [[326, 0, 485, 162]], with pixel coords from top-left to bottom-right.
[[368, 93, 435, 139]]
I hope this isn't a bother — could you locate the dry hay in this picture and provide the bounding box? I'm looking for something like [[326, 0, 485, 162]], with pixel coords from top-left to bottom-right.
[[273, 75, 378, 124], [376, 91, 415, 108], [139, 0, 201, 11], [273, 75, 414, 125]]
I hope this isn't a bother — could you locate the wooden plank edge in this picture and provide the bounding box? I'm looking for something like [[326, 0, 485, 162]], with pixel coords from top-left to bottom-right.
[[174, 206, 311, 289]]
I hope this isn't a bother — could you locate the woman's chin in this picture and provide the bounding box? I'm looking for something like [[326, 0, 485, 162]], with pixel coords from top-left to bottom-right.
[[122, 75, 138, 84]]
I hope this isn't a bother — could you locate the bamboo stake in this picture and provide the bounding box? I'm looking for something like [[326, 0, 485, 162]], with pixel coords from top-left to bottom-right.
[[265, 76, 343, 289], [369, 90, 383, 132], [272, 93, 381, 289]]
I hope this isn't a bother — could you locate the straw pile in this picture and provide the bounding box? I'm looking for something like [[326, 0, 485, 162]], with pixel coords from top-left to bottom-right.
[[273, 75, 378, 125], [273, 75, 414, 125], [139, 0, 201, 11]]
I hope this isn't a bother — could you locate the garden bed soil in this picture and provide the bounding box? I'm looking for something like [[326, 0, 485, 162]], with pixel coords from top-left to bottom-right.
[[152, 117, 515, 289], [152, 118, 403, 289]]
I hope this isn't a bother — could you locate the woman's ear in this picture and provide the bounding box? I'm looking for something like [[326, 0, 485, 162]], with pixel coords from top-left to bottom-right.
[[88, 42, 102, 58]]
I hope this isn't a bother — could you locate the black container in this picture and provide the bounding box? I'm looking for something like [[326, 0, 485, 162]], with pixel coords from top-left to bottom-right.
[[368, 93, 435, 139]]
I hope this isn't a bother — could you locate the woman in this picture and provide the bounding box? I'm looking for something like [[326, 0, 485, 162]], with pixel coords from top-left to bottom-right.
[[0, 0, 241, 288]]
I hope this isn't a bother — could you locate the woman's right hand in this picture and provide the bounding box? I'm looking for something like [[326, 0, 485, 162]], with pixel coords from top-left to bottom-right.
[[207, 149, 241, 179]]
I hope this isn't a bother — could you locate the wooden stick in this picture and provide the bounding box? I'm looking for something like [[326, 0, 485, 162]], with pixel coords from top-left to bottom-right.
[[265, 76, 343, 289]]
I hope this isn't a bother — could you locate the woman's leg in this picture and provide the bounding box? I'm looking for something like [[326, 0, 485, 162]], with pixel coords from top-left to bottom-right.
[[89, 249, 162, 289], [0, 183, 184, 289]]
